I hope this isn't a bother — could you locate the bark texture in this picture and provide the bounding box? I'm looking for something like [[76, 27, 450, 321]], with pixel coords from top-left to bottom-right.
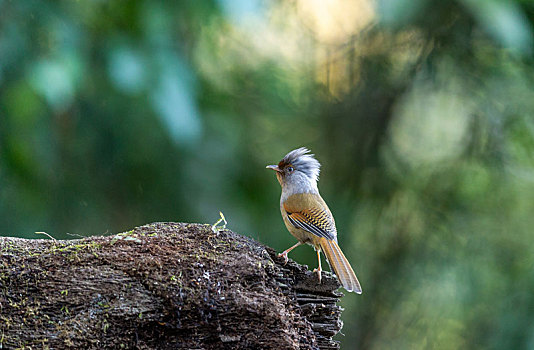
[[0, 222, 344, 349]]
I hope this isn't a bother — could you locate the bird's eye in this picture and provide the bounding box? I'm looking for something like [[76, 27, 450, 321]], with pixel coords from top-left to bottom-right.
[[287, 166, 294, 172]]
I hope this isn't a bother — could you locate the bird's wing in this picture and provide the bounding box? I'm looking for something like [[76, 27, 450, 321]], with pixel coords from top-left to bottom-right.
[[283, 193, 337, 241]]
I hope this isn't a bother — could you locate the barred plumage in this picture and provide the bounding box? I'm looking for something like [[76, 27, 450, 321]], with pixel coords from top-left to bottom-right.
[[267, 147, 362, 294]]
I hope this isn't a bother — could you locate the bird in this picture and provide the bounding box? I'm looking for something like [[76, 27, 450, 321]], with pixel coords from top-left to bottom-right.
[[266, 147, 362, 294]]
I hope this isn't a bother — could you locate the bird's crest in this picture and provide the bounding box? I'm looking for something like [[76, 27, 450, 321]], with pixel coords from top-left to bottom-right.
[[278, 147, 321, 182]]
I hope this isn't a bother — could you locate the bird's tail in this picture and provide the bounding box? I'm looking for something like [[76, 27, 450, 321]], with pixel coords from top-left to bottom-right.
[[320, 238, 362, 294]]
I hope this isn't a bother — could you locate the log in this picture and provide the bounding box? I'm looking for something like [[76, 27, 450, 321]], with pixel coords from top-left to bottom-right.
[[0, 222, 344, 349]]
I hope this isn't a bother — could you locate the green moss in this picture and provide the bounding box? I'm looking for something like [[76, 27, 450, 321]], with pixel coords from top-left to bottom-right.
[[41, 241, 102, 259]]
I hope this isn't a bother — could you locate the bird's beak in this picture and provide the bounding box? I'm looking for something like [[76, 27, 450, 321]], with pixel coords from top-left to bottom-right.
[[266, 165, 280, 172]]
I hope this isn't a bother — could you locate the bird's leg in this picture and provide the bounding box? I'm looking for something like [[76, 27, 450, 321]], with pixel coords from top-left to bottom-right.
[[312, 249, 322, 284], [278, 241, 303, 264]]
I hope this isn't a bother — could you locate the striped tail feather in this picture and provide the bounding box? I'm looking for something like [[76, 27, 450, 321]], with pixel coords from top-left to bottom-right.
[[320, 238, 362, 294]]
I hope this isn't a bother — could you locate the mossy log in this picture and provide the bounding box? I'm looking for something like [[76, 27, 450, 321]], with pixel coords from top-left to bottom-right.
[[0, 222, 344, 349]]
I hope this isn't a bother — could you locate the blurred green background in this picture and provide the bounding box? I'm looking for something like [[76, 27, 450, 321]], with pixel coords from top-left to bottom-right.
[[2, 0, 534, 348]]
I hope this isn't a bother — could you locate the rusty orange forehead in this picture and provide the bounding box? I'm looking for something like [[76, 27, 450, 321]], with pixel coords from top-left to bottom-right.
[[277, 159, 292, 169]]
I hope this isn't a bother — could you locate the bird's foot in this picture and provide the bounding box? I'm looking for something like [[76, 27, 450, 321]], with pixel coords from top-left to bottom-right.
[[312, 268, 322, 284], [278, 252, 289, 265]]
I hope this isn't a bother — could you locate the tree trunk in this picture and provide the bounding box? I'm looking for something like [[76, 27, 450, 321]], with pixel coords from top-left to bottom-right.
[[0, 222, 344, 349]]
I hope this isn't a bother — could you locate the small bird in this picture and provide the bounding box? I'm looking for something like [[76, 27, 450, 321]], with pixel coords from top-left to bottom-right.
[[266, 147, 362, 294]]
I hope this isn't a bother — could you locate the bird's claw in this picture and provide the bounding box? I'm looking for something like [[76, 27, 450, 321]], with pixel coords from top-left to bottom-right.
[[278, 252, 289, 265], [312, 268, 322, 284]]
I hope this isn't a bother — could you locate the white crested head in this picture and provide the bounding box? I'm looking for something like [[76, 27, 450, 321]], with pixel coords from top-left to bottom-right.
[[266, 147, 322, 195], [278, 147, 321, 183]]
